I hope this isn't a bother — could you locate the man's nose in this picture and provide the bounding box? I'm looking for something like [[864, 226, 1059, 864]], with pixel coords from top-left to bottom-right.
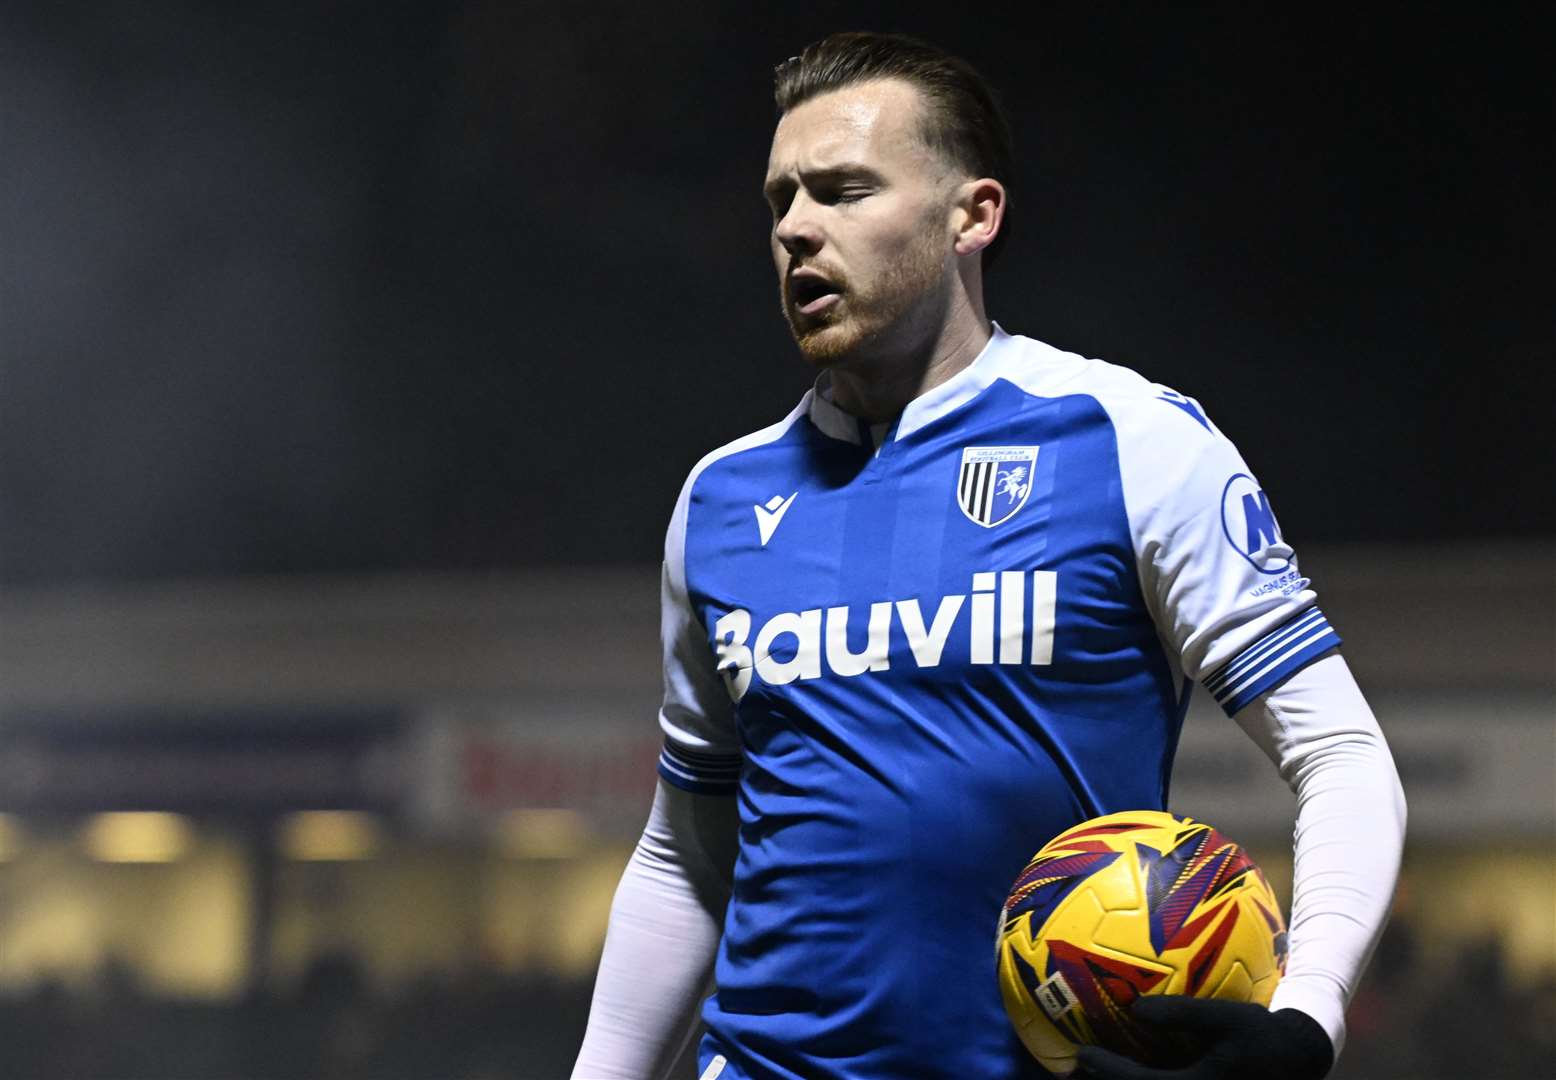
[[774, 196, 822, 256]]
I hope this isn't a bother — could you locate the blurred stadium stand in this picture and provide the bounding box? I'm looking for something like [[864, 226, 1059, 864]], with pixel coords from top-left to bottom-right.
[[0, 543, 1551, 1078]]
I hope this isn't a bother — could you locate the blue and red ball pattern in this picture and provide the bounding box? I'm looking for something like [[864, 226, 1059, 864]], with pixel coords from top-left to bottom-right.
[[997, 811, 1287, 1076]]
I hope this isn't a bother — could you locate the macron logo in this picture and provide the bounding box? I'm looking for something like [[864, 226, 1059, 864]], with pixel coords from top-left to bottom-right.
[[754, 492, 798, 547]]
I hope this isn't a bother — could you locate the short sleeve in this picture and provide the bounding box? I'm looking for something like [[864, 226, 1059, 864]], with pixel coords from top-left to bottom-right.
[[656, 467, 741, 795], [1109, 388, 1342, 715]]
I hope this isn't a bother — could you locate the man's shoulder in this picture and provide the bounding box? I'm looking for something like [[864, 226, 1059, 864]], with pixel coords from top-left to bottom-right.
[[661, 395, 812, 566], [995, 332, 1191, 411], [676, 396, 812, 502], [997, 331, 1223, 443]]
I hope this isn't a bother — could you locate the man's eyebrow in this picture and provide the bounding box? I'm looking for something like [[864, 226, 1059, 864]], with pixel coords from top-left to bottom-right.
[[763, 164, 885, 200]]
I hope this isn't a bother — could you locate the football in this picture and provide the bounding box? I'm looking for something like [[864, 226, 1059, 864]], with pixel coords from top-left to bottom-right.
[[996, 810, 1287, 1076]]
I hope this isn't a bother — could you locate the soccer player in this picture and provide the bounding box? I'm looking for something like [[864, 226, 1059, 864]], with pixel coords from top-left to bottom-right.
[[572, 32, 1405, 1080]]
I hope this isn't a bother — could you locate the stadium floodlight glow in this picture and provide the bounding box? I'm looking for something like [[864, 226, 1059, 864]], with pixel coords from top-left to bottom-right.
[[496, 808, 591, 859], [0, 814, 24, 861], [83, 812, 194, 863], [277, 811, 382, 861]]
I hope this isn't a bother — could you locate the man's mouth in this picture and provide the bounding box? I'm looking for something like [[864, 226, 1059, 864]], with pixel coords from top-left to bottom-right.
[[790, 272, 843, 316]]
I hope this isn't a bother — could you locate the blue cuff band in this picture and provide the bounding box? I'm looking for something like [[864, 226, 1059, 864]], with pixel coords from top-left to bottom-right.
[[1204, 606, 1342, 715], [658, 740, 740, 796]]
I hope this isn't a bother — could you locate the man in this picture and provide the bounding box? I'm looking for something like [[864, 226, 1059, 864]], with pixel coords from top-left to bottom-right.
[[573, 32, 1405, 1080]]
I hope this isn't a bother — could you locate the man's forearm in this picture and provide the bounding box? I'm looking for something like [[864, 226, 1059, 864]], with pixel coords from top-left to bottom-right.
[[572, 780, 738, 1080], [1234, 652, 1407, 1060]]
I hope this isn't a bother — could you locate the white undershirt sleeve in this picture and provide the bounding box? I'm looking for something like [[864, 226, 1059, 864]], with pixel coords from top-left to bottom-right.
[[571, 780, 740, 1080], [1231, 651, 1407, 1060]]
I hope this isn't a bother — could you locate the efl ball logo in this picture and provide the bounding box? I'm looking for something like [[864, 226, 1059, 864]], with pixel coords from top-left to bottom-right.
[[1219, 474, 1291, 575]]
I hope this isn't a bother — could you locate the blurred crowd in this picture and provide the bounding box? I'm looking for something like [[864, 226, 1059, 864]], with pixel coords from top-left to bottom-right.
[[0, 916, 1551, 1079], [1335, 918, 1556, 1080], [0, 957, 591, 1080]]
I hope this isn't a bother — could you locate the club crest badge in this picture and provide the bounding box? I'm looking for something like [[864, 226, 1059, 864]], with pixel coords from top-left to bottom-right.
[[957, 446, 1039, 527]]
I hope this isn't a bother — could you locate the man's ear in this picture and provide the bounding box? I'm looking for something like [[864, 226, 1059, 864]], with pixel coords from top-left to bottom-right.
[[953, 177, 1005, 258]]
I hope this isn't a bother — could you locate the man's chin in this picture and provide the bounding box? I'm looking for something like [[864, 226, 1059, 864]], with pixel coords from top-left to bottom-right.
[[790, 318, 864, 367]]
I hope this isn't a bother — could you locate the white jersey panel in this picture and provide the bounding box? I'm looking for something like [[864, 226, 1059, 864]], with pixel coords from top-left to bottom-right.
[[983, 334, 1339, 713], [656, 399, 811, 792]]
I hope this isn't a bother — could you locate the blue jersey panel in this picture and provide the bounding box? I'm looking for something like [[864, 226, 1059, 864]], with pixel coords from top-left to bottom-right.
[[681, 380, 1187, 1080]]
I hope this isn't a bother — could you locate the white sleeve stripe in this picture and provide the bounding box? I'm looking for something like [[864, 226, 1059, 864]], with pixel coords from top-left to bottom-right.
[[1211, 623, 1336, 708], [1209, 612, 1342, 715], [660, 739, 740, 769], [1209, 615, 1330, 697], [657, 753, 740, 780], [657, 742, 741, 796], [1205, 607, 1326, 691]]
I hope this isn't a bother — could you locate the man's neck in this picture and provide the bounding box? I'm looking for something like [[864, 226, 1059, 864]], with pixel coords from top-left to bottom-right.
[[827, 308, 992, 424]]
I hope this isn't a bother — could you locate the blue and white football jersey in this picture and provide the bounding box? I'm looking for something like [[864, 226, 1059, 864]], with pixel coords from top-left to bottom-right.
[[656, 324, 1340, 1080]]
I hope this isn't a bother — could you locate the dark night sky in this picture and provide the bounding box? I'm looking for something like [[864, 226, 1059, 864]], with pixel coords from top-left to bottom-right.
[[2, 3, 1550, 584]]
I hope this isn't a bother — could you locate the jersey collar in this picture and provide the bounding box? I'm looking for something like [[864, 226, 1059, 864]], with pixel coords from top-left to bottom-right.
[[805, 321, 1016, 445]]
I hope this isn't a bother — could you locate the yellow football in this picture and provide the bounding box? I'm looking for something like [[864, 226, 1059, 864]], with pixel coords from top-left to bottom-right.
[[996, 810, 1287, 1076]]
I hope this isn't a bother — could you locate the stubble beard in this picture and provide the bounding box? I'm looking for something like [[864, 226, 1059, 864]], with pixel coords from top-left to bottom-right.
[[782, 227, 951, 371]]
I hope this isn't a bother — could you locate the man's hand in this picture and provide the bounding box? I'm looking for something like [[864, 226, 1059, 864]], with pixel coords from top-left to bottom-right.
[[1074, 997, 1334, 1080]]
